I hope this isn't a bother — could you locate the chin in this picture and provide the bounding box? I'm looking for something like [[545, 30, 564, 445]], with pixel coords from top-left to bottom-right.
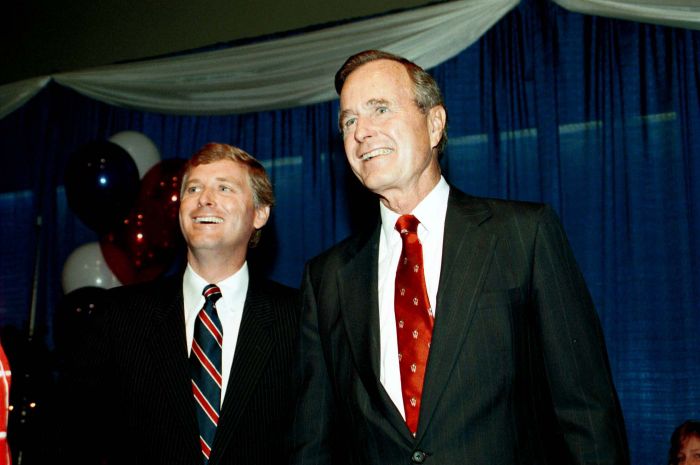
[[361, 172, 396, 192]]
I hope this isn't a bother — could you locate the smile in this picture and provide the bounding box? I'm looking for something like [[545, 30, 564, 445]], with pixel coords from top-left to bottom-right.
[[361, 148, 392, 161], [193, 216, 223, 224]]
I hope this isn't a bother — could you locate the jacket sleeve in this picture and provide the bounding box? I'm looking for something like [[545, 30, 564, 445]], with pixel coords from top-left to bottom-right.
[[288, 262, 344, 465], [532, 206, 630, 465]]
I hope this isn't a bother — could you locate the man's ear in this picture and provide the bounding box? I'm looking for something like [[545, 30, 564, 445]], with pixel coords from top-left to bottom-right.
[[428, 105, 446, 149], [253, 204, 270, 229]]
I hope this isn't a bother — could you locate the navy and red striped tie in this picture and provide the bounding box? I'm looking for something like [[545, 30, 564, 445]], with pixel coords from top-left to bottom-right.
[[190, 284, 224, 464]]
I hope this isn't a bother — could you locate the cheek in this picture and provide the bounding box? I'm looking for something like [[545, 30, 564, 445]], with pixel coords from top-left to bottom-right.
[[344, 137, 357, 156], [344, 149, 361, 172], [177, 205, 187, 225], [178, 199, 194, 219]]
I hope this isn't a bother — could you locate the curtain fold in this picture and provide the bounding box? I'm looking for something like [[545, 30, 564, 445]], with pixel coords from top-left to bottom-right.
[[0, 77, 51, 120], [0, 0, 518, 119], [552, 0, 700, 30], [3, 0, 700, 120]]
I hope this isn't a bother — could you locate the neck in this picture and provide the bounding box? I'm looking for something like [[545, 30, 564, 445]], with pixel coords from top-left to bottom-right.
[[187, 249, 245, 283], [378, 173, 441, 215]]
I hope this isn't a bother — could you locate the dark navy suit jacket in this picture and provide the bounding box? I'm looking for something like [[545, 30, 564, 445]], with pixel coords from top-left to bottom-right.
[[290, 188, 629, 465], [62, 274, 299, 465]]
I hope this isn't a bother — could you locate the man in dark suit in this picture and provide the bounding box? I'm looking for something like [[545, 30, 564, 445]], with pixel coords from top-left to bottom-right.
[[62, 143, 298, 465], [289, 50, 630, 464]]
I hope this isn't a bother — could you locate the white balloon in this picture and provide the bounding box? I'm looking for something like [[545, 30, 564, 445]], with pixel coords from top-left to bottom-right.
[[109, 130, 161, 179], [62, 242, 122, 293]]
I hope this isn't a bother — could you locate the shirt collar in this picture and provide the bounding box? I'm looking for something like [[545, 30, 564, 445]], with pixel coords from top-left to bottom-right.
[[183, 262, 249, 310], [379, 176, 450, 240]]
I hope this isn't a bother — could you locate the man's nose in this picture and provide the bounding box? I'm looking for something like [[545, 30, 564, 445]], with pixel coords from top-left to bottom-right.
[[354, 116, 375, 142], [197, 187, 216, 206]]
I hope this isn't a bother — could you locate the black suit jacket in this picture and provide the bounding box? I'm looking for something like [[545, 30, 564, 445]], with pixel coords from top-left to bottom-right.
[[62, 274, 299, 465], [290, 188, 629, 465]]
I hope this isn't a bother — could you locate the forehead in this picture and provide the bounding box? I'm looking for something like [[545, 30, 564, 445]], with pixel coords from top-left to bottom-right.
[[186, 159, 248, 182], [340, 59, 414, 107]]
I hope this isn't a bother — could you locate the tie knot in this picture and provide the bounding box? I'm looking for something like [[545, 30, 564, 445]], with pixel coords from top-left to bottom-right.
[[395, 214, 420, 236], [202, 284, 222, 304]]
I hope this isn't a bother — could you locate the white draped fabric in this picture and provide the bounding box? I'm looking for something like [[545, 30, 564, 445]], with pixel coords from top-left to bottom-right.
[[1, 0, 698, 120], [0, 0, 518, 119], [0, 77, 51, 119], [552, 0, 700, 30]]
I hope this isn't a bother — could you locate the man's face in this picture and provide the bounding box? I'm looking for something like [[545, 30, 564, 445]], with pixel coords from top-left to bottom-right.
[[339, 59, 445, 200], [179, 159, 269, 258]]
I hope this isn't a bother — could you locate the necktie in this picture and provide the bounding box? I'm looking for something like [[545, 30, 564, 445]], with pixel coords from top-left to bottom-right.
[[394, 215, 434, 436], [190, 284, 224, 464]]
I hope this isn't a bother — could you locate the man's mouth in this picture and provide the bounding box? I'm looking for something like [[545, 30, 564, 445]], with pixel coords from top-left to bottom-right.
[[361, 148, 392, 161], [193, 216, 224, 224]]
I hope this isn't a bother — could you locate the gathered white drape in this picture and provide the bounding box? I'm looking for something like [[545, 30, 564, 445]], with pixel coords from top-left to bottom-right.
[[0, 0, 518, 119], [1, 0, 698, 120], [0, 77, 51, 120], [551, 0, 700, 30]]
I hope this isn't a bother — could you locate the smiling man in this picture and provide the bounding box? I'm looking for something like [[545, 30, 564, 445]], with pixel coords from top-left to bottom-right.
[[289, 50, 630, 465], [62, 143, 299, 465]]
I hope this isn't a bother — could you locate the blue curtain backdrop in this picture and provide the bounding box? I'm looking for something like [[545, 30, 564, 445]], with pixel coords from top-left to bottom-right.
[[0, 1, 698, 463]]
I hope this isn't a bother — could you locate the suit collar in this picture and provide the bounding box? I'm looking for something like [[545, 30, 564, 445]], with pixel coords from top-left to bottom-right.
[[146, 276, 202, 459], [416, 188, 497, 439], [337, 223, 381, 380], [336, 224, 412, 437]]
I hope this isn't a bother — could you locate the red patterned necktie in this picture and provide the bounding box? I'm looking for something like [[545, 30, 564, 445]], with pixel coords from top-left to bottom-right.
[[394, 214, 434, 436], [190, 284, 224, 464]]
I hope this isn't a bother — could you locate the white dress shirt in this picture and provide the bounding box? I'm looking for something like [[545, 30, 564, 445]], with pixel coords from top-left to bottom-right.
[[377, 176, 450, 418], [183, 262, 249, 406]]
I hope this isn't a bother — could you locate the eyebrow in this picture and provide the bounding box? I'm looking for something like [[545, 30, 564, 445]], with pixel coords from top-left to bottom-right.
[[339, 98, 393, 121], [339, 109, 354, 122], [184, 176, 238, 186], [366, 98, 391, 107]]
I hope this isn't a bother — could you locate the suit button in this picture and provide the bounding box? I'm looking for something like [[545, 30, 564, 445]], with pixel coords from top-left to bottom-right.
[[411, 450, 426, 463]]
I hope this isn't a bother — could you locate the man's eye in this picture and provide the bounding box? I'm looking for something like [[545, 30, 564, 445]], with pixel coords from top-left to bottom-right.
[[377, 106, 388, 114], [343, 117, 356, 129], [219, 185, 232, 192], [186, 186, 199, 193]]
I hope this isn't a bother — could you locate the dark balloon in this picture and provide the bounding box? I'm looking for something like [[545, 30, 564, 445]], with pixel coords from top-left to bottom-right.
[[54, 286, 108, 353], [101, 158, 187, 284], [64, 141, 140, 233]]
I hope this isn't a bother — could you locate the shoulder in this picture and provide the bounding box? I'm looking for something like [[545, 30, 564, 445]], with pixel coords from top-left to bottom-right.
[[105, 275, 182, 306], [250, 278, 299, 301], [248, 278, 300, 315], [306, 224, 379, 275], [101, 276, 183, 331], [449, 187, 556, 227]]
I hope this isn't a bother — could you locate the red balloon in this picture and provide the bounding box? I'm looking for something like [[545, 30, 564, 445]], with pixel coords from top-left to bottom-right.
[[101, 159, 187, 284]]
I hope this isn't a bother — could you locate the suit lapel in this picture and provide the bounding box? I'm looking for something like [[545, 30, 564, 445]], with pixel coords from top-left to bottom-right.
[[147, 277, 201, 456], [337, 224, 414, 439], [416, 189, 497, 439], [209, 280, 276, 464], [337, 225, 382, 391]]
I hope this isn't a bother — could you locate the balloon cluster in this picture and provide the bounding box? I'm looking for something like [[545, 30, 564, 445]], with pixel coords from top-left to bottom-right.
[[61, 131, 186, 294]]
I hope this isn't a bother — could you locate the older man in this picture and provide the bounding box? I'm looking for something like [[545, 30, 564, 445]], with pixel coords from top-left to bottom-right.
[[290, 50, 629, 465]]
